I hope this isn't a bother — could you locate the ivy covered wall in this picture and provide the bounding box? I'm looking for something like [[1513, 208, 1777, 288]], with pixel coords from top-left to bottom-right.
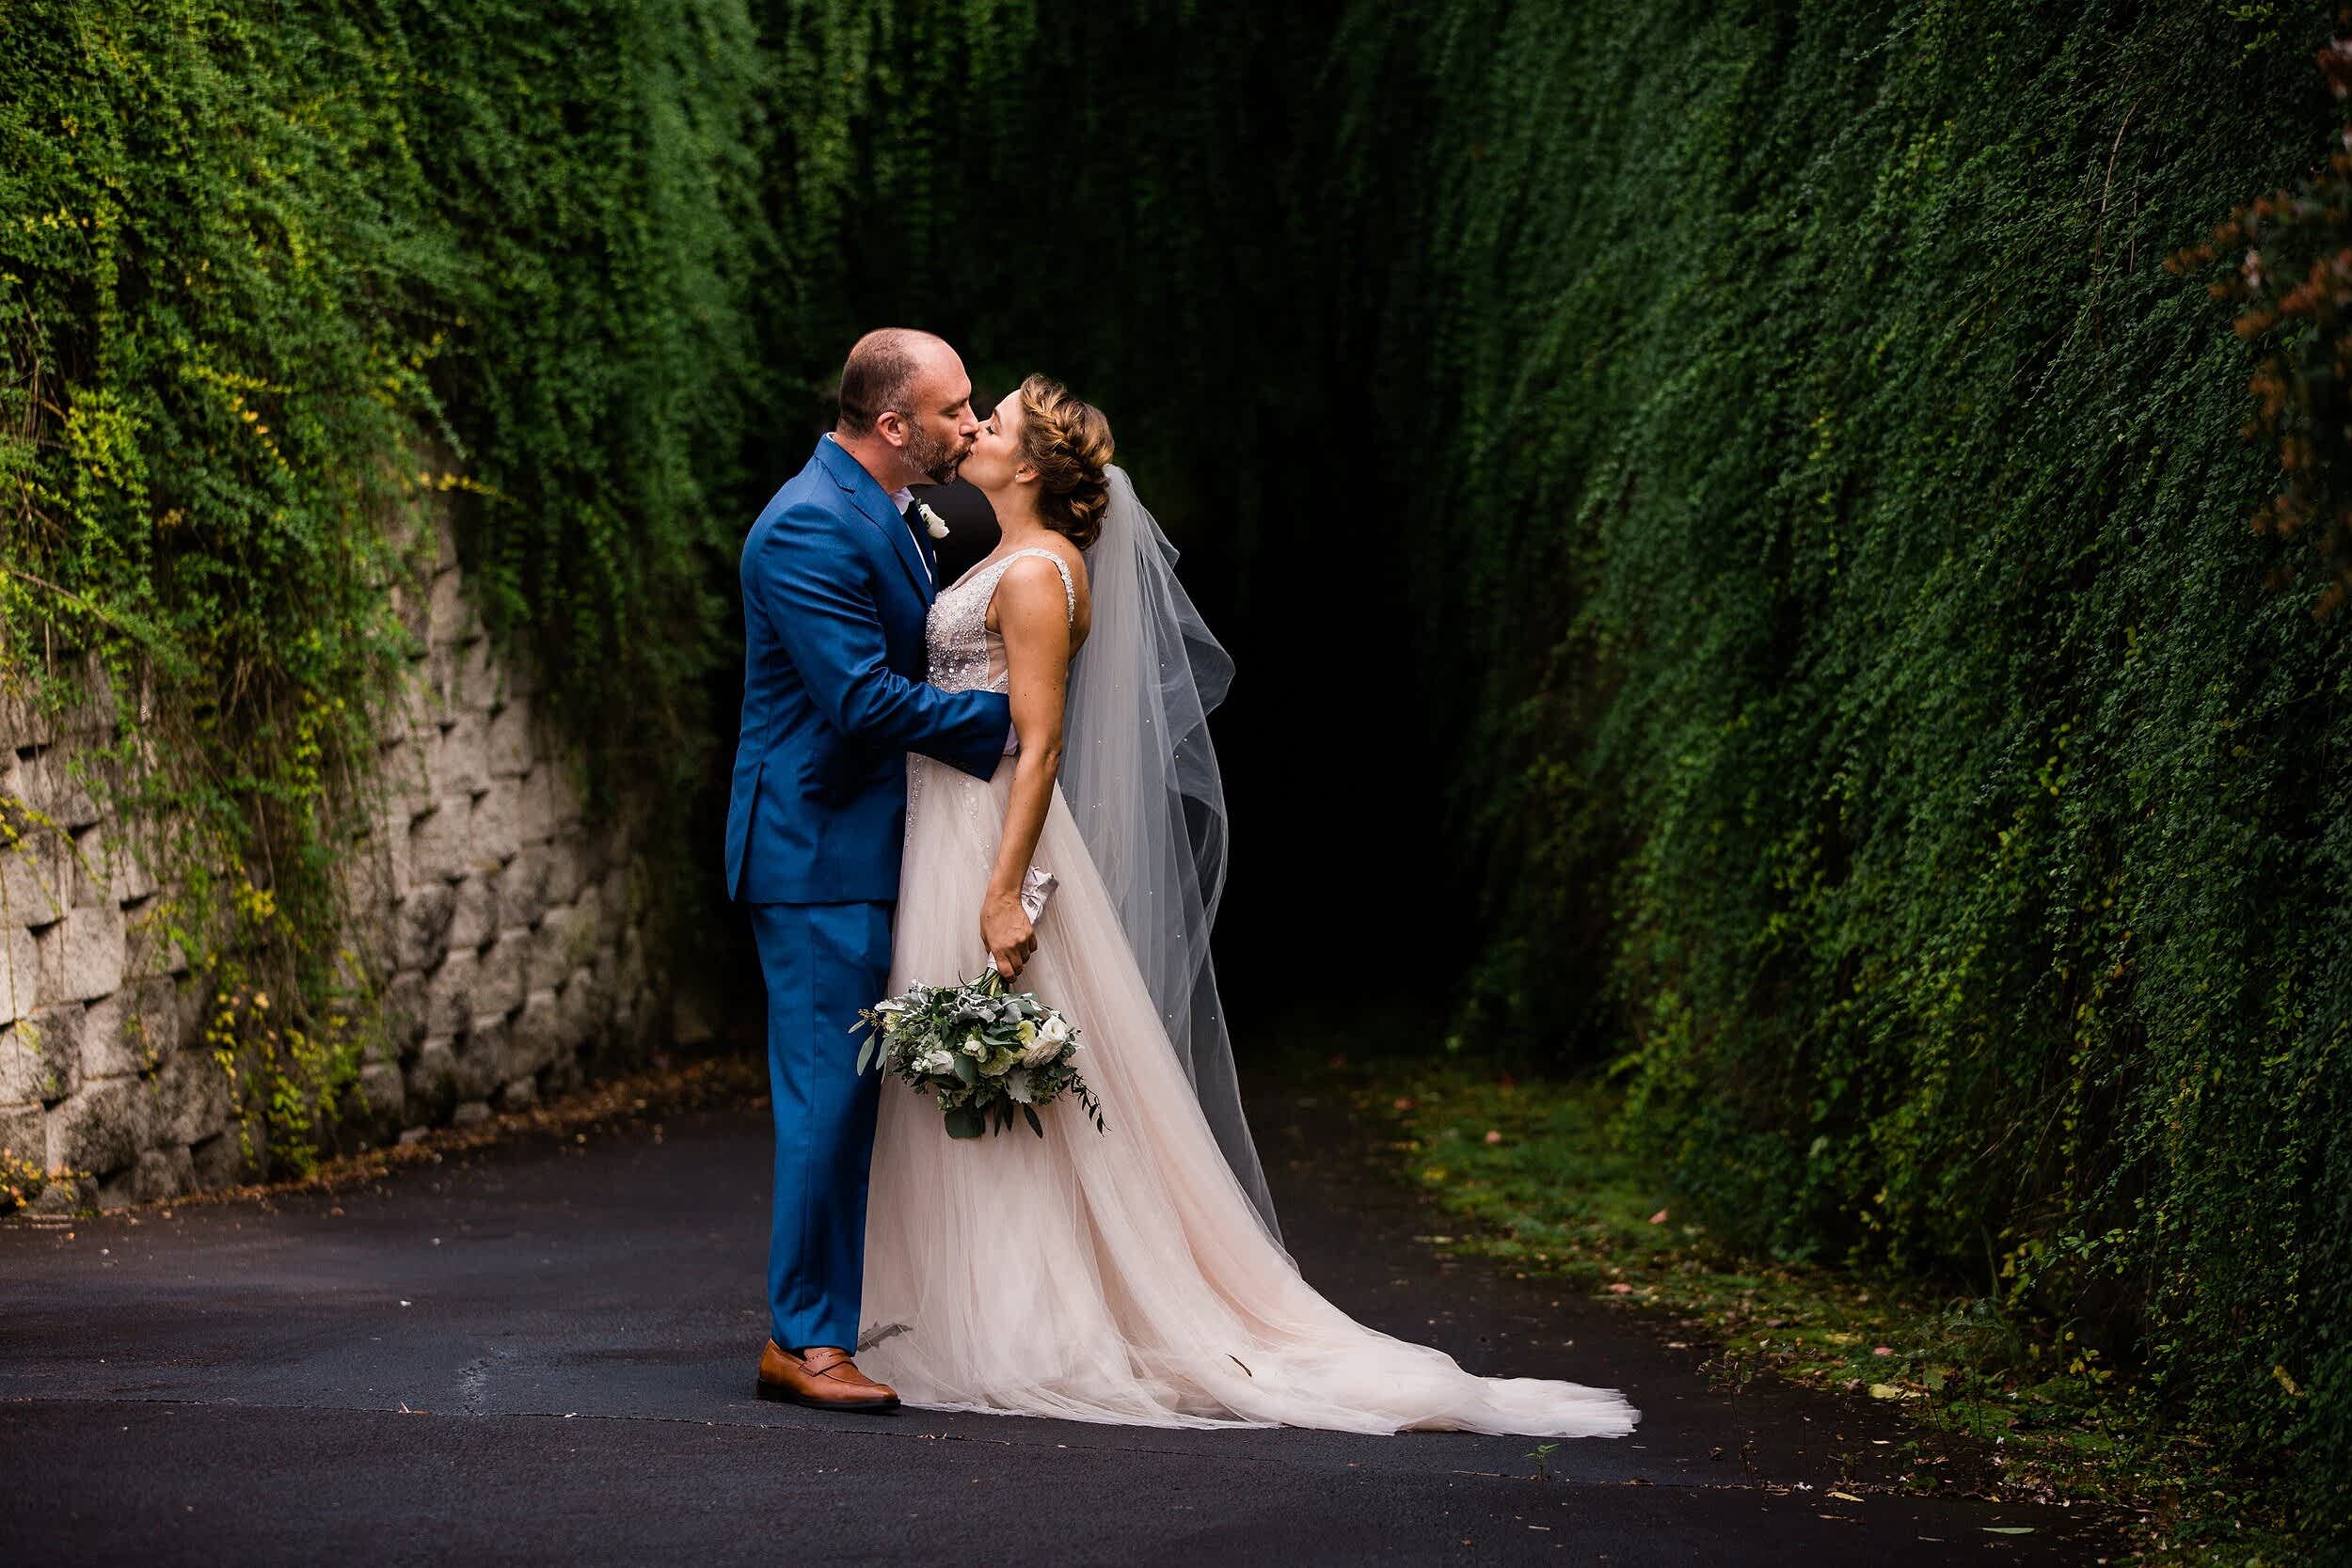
[[1327, 0, 2352, 1533]]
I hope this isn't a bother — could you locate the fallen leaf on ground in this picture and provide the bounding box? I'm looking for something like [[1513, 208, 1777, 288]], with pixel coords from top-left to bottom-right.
[[1648, 1209, 1669, 1225]]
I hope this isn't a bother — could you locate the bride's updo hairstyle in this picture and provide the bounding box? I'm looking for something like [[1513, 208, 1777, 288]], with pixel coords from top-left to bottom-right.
[[1017, 372, 1115, 550]]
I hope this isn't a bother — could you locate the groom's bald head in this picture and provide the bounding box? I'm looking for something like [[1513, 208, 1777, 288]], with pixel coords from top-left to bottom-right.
[[833, 328, 978, 489], [836, 328, 954, 436]]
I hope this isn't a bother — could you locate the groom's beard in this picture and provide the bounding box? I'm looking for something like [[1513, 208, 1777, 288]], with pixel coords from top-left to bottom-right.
[[905, 421, 967, 486]]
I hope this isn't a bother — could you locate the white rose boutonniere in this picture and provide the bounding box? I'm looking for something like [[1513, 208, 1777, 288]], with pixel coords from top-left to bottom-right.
[[917, 500, 950, 539]]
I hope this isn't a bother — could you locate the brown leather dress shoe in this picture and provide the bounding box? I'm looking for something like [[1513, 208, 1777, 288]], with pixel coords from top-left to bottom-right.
[[754, 1340, 901, 1412]]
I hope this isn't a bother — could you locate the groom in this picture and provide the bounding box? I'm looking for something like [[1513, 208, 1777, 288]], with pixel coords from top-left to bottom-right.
[[726, 329, 1013, 1411]]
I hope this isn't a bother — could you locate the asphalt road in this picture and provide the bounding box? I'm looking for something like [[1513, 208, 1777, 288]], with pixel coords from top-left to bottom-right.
[[0, 1071, 2113, 1566]]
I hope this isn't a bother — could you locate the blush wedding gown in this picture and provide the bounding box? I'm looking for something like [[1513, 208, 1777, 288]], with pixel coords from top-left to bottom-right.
[[857, 522, 1636, 1440]]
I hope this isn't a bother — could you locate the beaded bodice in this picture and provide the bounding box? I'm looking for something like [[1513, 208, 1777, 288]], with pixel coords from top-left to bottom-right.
[[925, 546, 1078, 695]]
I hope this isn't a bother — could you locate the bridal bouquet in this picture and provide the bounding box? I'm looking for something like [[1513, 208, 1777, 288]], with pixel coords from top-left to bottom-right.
[[854, 971, 1107, 1140]]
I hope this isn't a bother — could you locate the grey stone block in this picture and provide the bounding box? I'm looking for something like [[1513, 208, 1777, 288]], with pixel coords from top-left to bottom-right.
[[485, 697, 533, 779], [429, 712, 490, 800], [462, 1012, 514, 1086], [39, 905, 125, 1004], [48, 1076, 151, 1176], [189, 1131, 246, 1191], [66, 823, 108, 908], [512, 990, 564, 1078], [153, 1050, 230, 1147], [0, 829, 71, 926], [2, 925, 40, 1025], [100, 818, 160, 906], [426, 568, 471, 647], [358, 1061, 405, 1124], [405, 1037, 459, 1118], [514, 766, 557, 848], [76, 990, 137, 1080], [0, 1101, 41, 1164], [0, 682, 53, 752], [451, 1100, 492, 1128], [132, 1144, 194, 1204], [14, 748, 102, 832], [378, 970, 429, 1057], [469, 778, 522, 866], [527, 906, 575, 994], [455, 637, 499, 712], [569, 883, 605, 950], [496, 1075, 538, 1113], [7, 1006, 83, 1103], [473, 931, 528, 1020], [492, 846, 549, 930], [397, 883, 456, 971], [540, 838, 584, 907], [115, 975, 197, 1065], [407, 799, 469, 885], [120, 901, 188, 981], [425, 949, 476, 1036], [445, 876, 496, 953], [342, 831, 401, 919], [558, 966, 608, 1048]]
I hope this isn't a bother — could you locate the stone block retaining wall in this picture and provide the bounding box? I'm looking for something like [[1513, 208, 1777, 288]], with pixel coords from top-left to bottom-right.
[[0, 510, 664, 1209]]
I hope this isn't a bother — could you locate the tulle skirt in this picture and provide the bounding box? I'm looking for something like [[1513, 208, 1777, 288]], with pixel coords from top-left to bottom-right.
[[858, 753, 1638, 1438]]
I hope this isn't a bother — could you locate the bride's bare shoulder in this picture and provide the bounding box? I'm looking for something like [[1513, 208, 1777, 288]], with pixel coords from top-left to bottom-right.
[[995, 540, 1090, 646]]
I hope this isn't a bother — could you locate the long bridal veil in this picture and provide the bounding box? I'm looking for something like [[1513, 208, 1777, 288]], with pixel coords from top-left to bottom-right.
[[1058, 467, 1284, 1247]]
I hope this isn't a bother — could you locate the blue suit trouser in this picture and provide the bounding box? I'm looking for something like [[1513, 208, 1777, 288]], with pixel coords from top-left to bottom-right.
[[747, 899, 892, 1353]]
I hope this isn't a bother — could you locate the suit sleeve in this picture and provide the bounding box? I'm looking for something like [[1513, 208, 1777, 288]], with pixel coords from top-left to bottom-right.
[[751, 502, 1011, 780]]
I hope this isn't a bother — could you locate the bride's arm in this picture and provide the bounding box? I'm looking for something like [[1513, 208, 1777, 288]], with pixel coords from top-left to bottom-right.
[[980, 556, 1077, 979]]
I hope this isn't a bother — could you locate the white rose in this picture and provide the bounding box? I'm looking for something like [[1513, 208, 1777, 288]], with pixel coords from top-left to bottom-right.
[[918, 501, 950, 540], [1019, 1015, 1071, 1068]]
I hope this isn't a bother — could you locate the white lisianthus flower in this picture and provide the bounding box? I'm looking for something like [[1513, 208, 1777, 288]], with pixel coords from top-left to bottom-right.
[[918, 501, 950, 539], [960, 1037, 987, 1059], [914, 1047, 954, 1076], [1019, 1012, 1073, 1068]]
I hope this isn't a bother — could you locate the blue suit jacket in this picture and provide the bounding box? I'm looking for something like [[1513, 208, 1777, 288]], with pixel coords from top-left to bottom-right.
[[726, 436, 1011, 904]]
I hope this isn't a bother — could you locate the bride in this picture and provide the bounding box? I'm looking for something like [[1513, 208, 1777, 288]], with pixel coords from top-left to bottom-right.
[[858, 373, 1636, 1438]]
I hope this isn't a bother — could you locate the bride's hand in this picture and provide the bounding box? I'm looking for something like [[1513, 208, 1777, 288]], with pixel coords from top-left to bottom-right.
[[980, 889, 1037, 980]]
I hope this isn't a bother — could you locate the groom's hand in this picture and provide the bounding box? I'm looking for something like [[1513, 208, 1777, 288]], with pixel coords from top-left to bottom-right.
[[980, 891, 1037, 980]]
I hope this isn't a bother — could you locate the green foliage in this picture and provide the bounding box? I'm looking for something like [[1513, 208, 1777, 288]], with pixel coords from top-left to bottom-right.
[[1328, 0, 2352, 1538], [0, 0, 768, 1167]]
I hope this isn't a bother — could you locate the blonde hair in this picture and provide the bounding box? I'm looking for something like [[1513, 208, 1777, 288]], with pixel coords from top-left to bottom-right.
[[1016, 373, 1115, 549]]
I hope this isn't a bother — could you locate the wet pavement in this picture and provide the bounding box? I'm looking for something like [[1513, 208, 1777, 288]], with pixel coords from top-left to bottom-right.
[[0, 1070, 2113, 1564]]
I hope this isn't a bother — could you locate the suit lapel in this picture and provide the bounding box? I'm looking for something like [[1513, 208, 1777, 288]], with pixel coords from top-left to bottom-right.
[[818, 436, 933, 604]]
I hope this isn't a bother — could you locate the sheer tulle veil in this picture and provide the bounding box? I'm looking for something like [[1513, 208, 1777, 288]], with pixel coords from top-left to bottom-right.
[[1058, 467, 1284, 1246]]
